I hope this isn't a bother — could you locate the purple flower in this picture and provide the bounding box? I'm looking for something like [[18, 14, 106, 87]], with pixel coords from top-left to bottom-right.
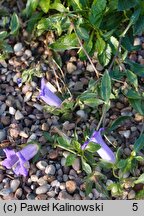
[[39, 78, 62, 107], [81, 128, 116, 163], [2, 144, 39, 176], [17, 78, 22, 87]]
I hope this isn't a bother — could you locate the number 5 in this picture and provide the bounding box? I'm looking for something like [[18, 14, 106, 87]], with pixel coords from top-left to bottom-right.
[[132, 203, 138, 211]]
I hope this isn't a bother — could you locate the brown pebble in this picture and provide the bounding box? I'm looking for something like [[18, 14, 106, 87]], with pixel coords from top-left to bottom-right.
[[9, 128, 20, 138], [35, 194, 47, 200], [116, 102, 124, 109], [135, 113, 144, 122], [43, 175, 55, 183], [0, 174, 4, 183], [48, 150, 58, 160], [15, 188, 23, 199], [41, 123, 49, 131], [66, 180, 77, 194], [1, 116, 11, 126]]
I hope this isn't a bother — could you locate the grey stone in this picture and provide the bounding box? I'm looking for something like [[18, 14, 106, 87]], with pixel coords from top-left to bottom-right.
[[14, 43, 23, 52], [0, 129, 6, 142], [10, 179, 20, 192], [36, 161, 48, 170], [45, 165, 56, 175], [35, 185, 49, 195]]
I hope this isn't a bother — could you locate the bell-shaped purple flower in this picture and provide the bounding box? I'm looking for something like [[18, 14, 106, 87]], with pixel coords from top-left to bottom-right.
[[2, 144, 39, 176], [39, 78, 62, 107], [81, 128, 116, 163]]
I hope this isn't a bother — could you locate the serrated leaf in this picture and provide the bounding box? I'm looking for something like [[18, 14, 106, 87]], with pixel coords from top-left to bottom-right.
[[65, 154, 77, 166], [95, 35, 106, 55], [81, 158, 92, 174], [134, 134, 144, 153], [126, 70, 138, 90], [49, 33, 78, 52], [118, 0, 138, 11], [89, 0, 106, 28], [10, 13, 20, 35], [85, 142, 101, 153], [99, 44, 112, 66], [39, 0, 50, 13], [101, 70, 111, 102], [108, 116, 131, 132]]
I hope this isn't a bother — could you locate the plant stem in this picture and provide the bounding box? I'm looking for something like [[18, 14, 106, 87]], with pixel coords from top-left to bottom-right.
[[96, 105, 107, 130]]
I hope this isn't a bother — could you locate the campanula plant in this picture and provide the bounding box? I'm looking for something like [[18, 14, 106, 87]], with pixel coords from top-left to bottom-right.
[[2, 144, 39, 177]]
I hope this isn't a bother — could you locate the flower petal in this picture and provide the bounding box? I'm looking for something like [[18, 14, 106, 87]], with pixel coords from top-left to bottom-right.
[[2, 149, 18, 169], [39, 78, 62, 107], [19, 144, 39, 161], [16, 152, 29, 176], [82, 128, 116, 163]]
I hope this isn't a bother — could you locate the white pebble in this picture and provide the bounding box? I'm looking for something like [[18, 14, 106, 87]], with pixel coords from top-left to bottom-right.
[[15, 110, 24, 120], [14, 43, 23, 52]]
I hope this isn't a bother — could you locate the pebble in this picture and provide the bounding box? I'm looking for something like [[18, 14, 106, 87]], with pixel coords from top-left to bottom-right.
[[1, 116, 11, 126], [15, 188, 23, 199], [58, 191, 74, 200], [134, 113, 144, 122], [76, 110, 87, 119], [128, 190, 136, 199], [33, 103, 43, 111], [63, 121, 75, 130], [96, 62, 104, 71], [66, 180, 77, 193], [49, 150, 58, 160], [0, 129, 6, 142], [9, 128, 19, 138], [67, 62, 77, 73], [35, 185, 49, 195], [119, 130, 130, 138], [86, 64, 94, 72], [15, 110, 24, 120], [45, 165, 56, 175], [24, 49, 32, 57], [35, 194, 47, 200], [14, 43, 23, 52], [72, 158, 81, 171], [0, 188, 13, 196], [10, 180, 20, 192], [19, 131, 29, 138], [51, 180, 60, 188], [47, 190, 56, 198], [131, 126, 137, 132], [27, 193, 36, 200], [63, 174, 68, 182], [31, 175, 38, 182], [9, 107, 16, 115], [124, 148, 131, 156], [61, 157, 66, 166], [134, 37, 141, 46], [37, 177, 47, 186], [41, 123, 49, 131], [36, 161, 48, 170], [0, 103, 6, 115], [24, 91, 32, 102]]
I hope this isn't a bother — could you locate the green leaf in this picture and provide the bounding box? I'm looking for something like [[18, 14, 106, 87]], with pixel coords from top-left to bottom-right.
[[118, 0, 138, 11], [76, 26, 89, 41], [49, 33, 78, 52], [79, 92, 104, 108], [101, 70, 111, 102], [10, 13, 20, 35], [125, 89, 141, 100], [129, 99, 144, 115], [85, 142, 101, 153], [126, 59, 144, 77], [99, 44, 112, 66], [65, 154, 77, 166], [108, 116, 131, 132], [95, 35, 106, 55], [57, 137, 71, 149], [70, 0, 82, 10], [27, 12, 43, 33], [126, 70, 138, 90], [81, 158, 92, 174], [134, 134, 144, 153], [134, 15, 144, 35], [50, 3, 68, 12], [89, 0, 106, 28], [134, 174, 144, 184], [39, 0, 50, 13], [43, 132, 53, 143], [25, 0, 39, 17], [0, 31, 7, 40]]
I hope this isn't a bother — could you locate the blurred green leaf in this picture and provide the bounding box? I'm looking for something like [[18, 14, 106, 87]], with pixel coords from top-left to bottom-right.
[[81, 158, 92, 174], [126, 70, 138, 90], [126, 59, 144, 77], [65, 154, 77, 166], [57, 137, 71, 149], [0, 31, 8, 40], [76, 26, 89, 41], [99, 44, 112, 66], [10, 13, 20, 35], [25, 0, 39, 17], [134, 173, 144, 184], [95, 35, 106, 55], [101, 70, 111, 102], [118, 0, 138, 11], [129, 99, 144, 115], [39, 0, 50, 13], [49, 33, 78, 51], [50, 2, 68, 12], [27, 12, 43, 33], [108, 116, 131, 132], [89, 0, 106, 28], [134, 134, 144, 153], [85, 142, 101, 153]]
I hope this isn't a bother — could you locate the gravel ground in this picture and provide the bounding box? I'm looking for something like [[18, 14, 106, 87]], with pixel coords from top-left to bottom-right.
[[0, 2, 144, 200]]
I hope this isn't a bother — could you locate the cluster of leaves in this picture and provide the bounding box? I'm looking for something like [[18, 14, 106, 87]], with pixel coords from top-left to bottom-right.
[[0, 11, 20, 54]]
